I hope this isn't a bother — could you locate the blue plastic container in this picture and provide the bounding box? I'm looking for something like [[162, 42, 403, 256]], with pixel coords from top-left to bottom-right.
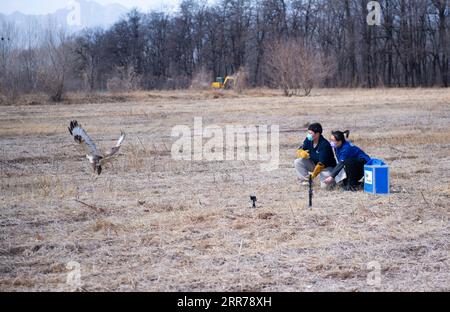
[[364, 158, 389, 195]]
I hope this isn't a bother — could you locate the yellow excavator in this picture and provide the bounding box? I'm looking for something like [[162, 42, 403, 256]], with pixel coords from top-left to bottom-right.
[[211, 76, 235, 89]]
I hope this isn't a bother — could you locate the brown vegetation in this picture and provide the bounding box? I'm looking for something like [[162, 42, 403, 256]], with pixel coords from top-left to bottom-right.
[[0, 88, 449, 291]]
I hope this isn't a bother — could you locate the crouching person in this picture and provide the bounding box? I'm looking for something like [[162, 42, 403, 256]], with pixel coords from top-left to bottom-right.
[[324, 130, 371, 191], [294, 123, 336, 188]]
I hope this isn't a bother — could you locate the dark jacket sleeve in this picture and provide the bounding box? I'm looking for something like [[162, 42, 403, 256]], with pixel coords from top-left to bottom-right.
[[299, 138, 309, 150], [329, 161, 345, 178]]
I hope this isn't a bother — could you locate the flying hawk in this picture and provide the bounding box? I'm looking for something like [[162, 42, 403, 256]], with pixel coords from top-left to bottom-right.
[[68, 120, 125, 175]]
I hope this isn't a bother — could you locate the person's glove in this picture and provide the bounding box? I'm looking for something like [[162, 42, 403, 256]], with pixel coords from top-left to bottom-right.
[[296, 149, 309, 159], [311, 162, 325, 179]]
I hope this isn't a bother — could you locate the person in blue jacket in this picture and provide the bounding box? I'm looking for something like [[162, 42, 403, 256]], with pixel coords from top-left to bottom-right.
[[324, 130, 371, 191]]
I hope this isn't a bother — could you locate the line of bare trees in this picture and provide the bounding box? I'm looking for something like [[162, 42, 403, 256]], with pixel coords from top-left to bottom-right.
[[0, 0, 448, 102]]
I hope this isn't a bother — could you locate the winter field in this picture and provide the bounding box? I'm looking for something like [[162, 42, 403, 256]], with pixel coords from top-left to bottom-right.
[[0, 88, 449, 291]]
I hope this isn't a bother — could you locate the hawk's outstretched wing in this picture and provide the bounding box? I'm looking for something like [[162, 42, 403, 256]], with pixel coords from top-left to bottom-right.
[[104, 131, 126, 159], [68, 120, 101, 156]]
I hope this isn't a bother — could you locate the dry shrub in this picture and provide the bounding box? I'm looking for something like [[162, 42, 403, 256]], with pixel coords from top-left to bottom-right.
[[107, 66, 141, 93], [265, 38, 332, 96], [37, 69, 66, 102], [106, 77, 128, 93], [124, 142, 147, 172], [234, 67, 249, 94], [190, 67, 212, 90]]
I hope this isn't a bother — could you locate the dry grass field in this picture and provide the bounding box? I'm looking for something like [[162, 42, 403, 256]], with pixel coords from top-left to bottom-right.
[[0, 88, 449, 291]]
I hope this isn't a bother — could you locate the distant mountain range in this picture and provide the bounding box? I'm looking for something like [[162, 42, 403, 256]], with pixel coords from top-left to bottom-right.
[[0, 0, 129, 31]]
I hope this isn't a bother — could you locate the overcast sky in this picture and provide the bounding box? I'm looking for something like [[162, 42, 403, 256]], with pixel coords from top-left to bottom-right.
[[0, 0, 183, 15]]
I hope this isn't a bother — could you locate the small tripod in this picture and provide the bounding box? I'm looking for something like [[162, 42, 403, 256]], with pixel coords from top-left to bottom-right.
[[250, 195, 257, 208], [308, 175, 313, 208]]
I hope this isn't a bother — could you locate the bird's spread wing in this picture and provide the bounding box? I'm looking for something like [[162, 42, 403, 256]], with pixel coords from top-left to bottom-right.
[[104, 131, 125, 158], [68, 120, 101, 156]]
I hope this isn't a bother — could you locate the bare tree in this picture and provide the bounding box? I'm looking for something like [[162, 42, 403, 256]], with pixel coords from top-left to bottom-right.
[[265, 38, 331, 96], [74, 28, 105, 92], [37, 21, 73, 102]]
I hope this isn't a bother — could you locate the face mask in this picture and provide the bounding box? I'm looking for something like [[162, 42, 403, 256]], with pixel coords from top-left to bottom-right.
[[306, 133, 314, 141], [330, 142, 337, 148]]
